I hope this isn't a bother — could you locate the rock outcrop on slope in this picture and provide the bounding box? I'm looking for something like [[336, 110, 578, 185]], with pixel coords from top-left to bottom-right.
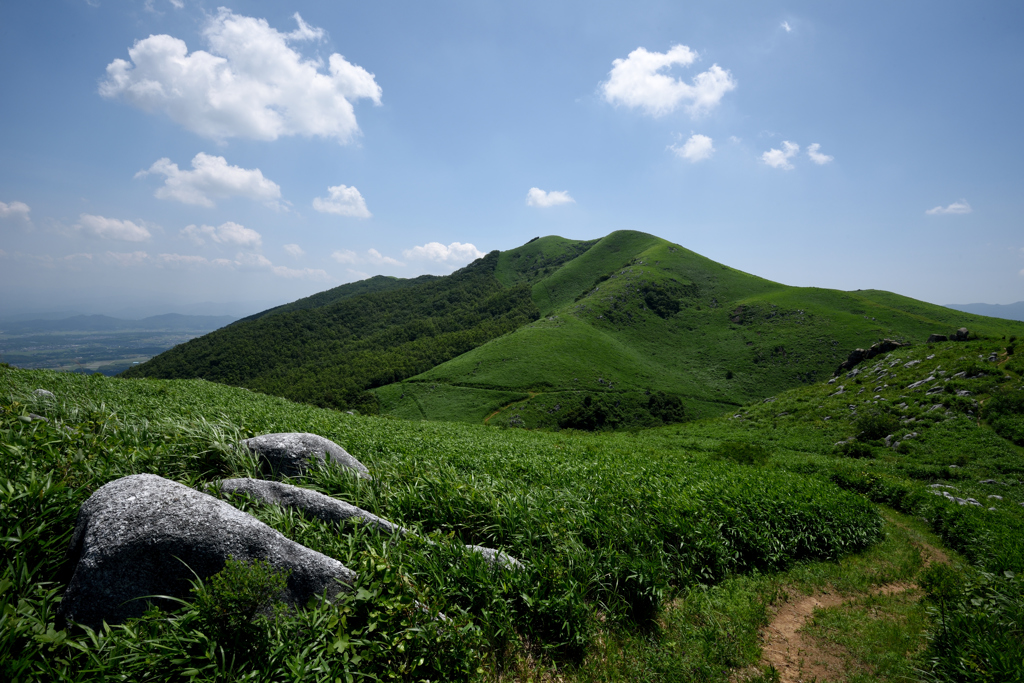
[[220, 478, 407, 536], [220, 477, 524, 570], [58, 474, 356, 628], [240, 432, 370, 479], [835, 339, 905, 376]]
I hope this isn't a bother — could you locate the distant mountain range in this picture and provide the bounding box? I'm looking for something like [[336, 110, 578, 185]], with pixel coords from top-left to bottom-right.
[[0, 314, 238, 336], [945, 302, 1024, 322], [125, 230, 1024, 428]]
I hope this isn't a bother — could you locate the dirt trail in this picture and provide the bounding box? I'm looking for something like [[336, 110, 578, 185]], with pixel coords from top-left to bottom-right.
[[755, 528, 948, 682]]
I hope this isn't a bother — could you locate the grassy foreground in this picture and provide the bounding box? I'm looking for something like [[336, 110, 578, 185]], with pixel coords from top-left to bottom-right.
[[3, 333, 1024, 681]]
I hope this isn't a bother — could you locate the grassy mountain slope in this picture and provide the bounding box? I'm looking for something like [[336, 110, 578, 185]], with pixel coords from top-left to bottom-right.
[[122, 252, 539, 411], [4, 333, 1023, 681], [378, 232, 1024, 426], [237, 274, 437, 323], [125, 229, 1024, 426]]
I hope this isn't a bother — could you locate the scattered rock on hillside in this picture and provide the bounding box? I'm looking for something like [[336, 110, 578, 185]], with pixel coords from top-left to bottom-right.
[[954, 327, 970, 341], [33, 389, 55, 399], [58, 474, 356, 628], [220, 478, 407, 536], [464, 544, 524, 570], [241, 433, 370, 480], [220, 478, 524, 570], [928, 334, 948, 343], [834, 339, 904, 376]]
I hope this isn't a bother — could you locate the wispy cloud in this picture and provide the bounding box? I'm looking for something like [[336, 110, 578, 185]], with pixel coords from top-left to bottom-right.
[[367, 248, 403, 266], [601, 45, 736, 117], [181, 222, 262, 249], [283, 243, 305, 258], [100, 9, 381, 143], [331, 248, 403, 266], [781, 21, 792, 32], [526, 188, 575, 207], [156, 251, 328, 280], [331, 249, 358, 264], [313, 184, 371, 218], [807, 143, 834, 165], [761, 141, 800, 170], [137, 153, 282, 208], [76, 214, 152, 241], [0, 200, 32, 227], [926, 200, 972, 215], [670, 133, 715, 162]]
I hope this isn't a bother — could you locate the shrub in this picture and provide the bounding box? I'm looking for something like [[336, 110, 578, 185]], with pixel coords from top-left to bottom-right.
[[647, 390, 686, 424], [715, 441, 770, 466], [983, 388, 1024, 446], [191, 556, 289, 659], [835, 441, 875, 459], [919, 568, 1024, 683], [855, 411, 900, 442]]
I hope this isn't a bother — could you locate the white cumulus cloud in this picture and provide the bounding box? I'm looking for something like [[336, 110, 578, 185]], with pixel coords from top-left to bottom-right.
[[137, 153, 282, 208], [100, 9, 382, 143], [807, 143, 834, 165], [781, 21, 793, 32], [283, 243, 305, 257], [402, 241, 485, 266], [181, 222, 262, 249], [526, 188, 575, 208], [926, 201, 972, 215], [671, 133, 715, 162], [601, 45, 736, 117], [0, 200, 31, 224], [76, 214, 152, 241], [761, 141, 800, 170], [312, 184, 371, 218]]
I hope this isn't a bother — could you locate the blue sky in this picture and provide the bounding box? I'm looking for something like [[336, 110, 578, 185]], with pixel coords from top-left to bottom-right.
[[1, 0, 1022, 317]]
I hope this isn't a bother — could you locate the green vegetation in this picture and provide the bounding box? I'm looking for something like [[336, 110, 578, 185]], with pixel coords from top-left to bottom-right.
[[123, 251, 540, 411], [3, 331, 1024, 680], [124, 231, 1024, 428]]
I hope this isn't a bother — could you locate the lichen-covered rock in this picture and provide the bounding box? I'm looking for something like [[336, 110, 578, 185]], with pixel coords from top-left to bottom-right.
[[58, 474, 355, 628], [221, 478, 525, 571], [240, 433, 370, 479], [219, 478, 406, 535], [464, 544, 525, 570]]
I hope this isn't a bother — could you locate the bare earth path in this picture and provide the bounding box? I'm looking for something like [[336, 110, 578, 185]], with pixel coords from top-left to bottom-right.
[[755, 523, 949, 682]]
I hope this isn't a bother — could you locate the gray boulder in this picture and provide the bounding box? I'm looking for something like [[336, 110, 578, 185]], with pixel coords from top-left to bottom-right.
[[464, 544, 524, 570], [954, 327, 969, 341], [59, 474, 355, 628], [221, 478, 524, 570], [241, 433, 370, 479], [33, 388, 55, 399], [219, 478, 407, 536]]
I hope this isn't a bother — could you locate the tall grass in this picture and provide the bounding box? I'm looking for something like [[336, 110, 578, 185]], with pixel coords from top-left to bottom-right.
[[0, 366, 884, 681]]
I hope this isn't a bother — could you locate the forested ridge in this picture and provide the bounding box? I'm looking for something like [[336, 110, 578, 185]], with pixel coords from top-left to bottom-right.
[[122, 251, 541, 410]]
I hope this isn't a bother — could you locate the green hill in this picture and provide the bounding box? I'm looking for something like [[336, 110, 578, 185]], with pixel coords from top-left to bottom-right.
[[375, 232, 1024, 426], [4, 333, 1024, 681], [124, 230, 1024, 426]]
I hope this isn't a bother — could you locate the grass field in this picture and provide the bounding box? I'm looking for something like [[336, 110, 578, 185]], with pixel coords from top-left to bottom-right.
[[3, 332, 1023, 681]]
